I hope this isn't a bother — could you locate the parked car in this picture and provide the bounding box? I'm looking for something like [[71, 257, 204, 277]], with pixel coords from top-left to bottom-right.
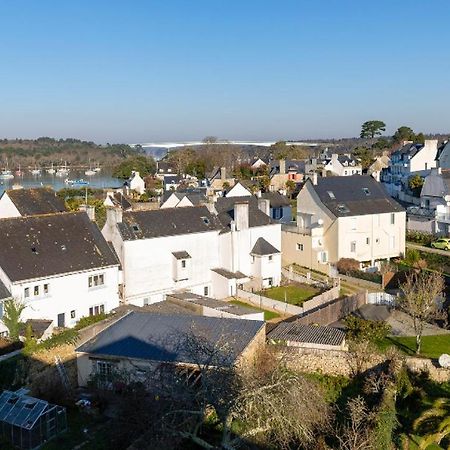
[[431, 238, 450, 250]]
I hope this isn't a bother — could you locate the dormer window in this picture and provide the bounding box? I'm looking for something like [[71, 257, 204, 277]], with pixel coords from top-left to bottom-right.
[[337, 204, 350, 214], [363, 188, 370, 196]]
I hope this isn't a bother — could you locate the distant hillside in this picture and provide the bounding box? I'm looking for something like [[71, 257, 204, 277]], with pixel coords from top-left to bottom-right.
[[0, 137, 142, 169]]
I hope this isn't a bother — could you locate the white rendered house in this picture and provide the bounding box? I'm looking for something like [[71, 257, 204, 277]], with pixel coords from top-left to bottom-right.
[[323, 154, 362, 177], [0, 212, 120, 334]]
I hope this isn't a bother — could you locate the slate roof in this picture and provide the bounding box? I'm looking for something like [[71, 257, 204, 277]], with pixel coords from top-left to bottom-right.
[[310, 176, 404, 217], [4, 188, 67, 216], [251, 237, 280, 256], [214, 196, 272, 229], [76, 312, 264, 366], [0, 212, 119, 282], [108, 192, 132, 210], [172, 251, 191, 260], [164, 175, 182, 184], [0, 279, 11, 300], [211, 268, 248, 279], [261, 192, 291, 208], [267, 323, 345, 346], [421, 170, 450, 198], [117, 206, 222, 240], [391, 142, 423, 158]]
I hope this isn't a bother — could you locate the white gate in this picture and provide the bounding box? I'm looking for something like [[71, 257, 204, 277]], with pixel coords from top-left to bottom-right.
[[367, 292, 397, 306]]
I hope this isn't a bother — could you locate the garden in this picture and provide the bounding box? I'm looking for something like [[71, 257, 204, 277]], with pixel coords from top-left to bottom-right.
[[258, 282, 322, 306]]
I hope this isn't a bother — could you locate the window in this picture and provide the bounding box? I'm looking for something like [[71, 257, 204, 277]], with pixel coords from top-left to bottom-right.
[[43, 284, 49, 295], [70, 310, 76, 319], [34, 286, 39, 296], [204, 286, 209, 296], [96, 361, 113, 381], [351, 218, 357, 230], [143, 298, 149, 306], [181, 260, 186, 269], [363, 188, 370, 196], [366, 237, 370, 245], [391, 213, 395, 225], [297, 243, 304, 251], [24, 287, 30, 298], [89, 304, 105, 316], [273, 207, 282, 220], [344, 171, 348, 175], [268, 277, 273, 286], [350, 241, 356, 253], [268, 255, 273, 262], [0, 302, 3, 319], [327, 191, 335, 199], [89, 274, 105, 288]]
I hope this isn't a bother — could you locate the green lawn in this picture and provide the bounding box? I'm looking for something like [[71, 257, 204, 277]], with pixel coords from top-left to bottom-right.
[[230, 300, 280, 321], [377, 334, 450, 359], [258, 284, 321, 306]]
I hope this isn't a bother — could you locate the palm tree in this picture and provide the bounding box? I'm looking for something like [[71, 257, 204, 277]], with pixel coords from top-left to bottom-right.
[[413, 397, 450, 449]]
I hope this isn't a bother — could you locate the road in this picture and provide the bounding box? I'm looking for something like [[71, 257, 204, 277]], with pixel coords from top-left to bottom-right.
[[406, 242, 450, 257]]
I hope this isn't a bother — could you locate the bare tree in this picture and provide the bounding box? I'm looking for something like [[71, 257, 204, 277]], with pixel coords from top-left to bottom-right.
[[399, 271, 445, 354], [112, 330, 329, 449], [336, 396, 375, 450]]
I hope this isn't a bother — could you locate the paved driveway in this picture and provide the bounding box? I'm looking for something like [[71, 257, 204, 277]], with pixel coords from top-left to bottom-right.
[[406, 242, 450, 257]]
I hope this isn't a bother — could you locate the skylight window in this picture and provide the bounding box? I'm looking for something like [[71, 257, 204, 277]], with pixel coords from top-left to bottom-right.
[[327, 191, 335, 199], [363, 188, 370, 196], [132, 224, 140, 232], [336, 204, 350, 214], [201, 216, 210, 225]]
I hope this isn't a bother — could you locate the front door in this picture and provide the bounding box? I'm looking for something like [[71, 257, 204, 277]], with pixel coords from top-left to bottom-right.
[[57, 313, 65, 328]]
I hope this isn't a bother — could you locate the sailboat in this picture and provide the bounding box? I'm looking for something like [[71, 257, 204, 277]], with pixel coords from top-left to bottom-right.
[[47, 162, 56, 174], [0, 158, 14, 179], [85, 159, 96, 176], [56, 161, 69, 177], [30, 164, 41, 176]]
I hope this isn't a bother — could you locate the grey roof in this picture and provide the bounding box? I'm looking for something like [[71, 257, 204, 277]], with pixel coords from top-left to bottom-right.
[[261, 192, 291, 208], [76, 312, 264, 366], [0, 280, 11, 300], [211, 268, 248, 279], [421, 170, 450, 198], [114, 301, 199, 317], [164, 175, 182, 184], [267, 323, 345, 346], [251, 237, 280, 256], [310, 176, 404, 217], [167, 293, 261, 317], [0, 212, 119, 282], [172, 251, 191, 260], [214, 196, 272, 229], [4, 188, 67, 216], [117, 206, 222, 240], [392, 142, 423, 158], [108, 192, 132, 210]]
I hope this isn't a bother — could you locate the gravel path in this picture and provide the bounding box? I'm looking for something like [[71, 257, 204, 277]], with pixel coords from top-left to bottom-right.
[[387, 309, 450, 336]]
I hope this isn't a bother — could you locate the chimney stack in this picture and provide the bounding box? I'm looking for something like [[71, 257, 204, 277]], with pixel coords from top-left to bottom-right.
[[258, 198, 270, 216], [234, 201, 249, 231], [279, 159, 286, 175], [220, 167, 226, 181], [106, 206, 122, 226], [79, 204, 96, 221]]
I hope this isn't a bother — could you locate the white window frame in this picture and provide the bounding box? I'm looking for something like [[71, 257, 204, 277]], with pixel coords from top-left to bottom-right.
[[350, 241, 356, 253], [88, 273, 105, 289], [89, 304, 105, 316], [297, 243, 304, 251]]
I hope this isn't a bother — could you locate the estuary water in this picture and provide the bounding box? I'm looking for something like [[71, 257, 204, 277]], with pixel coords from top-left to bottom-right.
[[0, 170, 123, 195]]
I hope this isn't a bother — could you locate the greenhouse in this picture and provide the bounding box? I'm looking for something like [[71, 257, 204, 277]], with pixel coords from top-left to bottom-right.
[[0, 389, 67, 449]]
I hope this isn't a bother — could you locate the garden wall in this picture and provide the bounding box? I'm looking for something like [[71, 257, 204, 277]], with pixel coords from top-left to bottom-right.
[[237, 285, 341, 317], [293, 292, 367, 326]]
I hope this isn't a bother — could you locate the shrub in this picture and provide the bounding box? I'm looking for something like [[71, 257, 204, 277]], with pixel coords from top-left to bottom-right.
[[75, 313, 110, 330], [337, 258, 360, 274], [406, 230, 434, 246], [344, 316, 391, 343], [346, 270, 382, 284]]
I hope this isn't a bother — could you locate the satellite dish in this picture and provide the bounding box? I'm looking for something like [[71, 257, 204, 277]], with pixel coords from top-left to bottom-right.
[[438, 354, 450, 368]]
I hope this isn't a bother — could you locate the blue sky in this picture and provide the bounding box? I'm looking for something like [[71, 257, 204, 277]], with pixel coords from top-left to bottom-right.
[[0, 0, 449, 143]]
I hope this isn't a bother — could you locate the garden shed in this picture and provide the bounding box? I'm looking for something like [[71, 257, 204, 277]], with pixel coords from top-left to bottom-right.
[[0, 389, 67, 449]]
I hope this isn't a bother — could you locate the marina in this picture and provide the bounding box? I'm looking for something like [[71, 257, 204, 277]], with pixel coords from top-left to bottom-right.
[[0, 169, 122, 195]]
